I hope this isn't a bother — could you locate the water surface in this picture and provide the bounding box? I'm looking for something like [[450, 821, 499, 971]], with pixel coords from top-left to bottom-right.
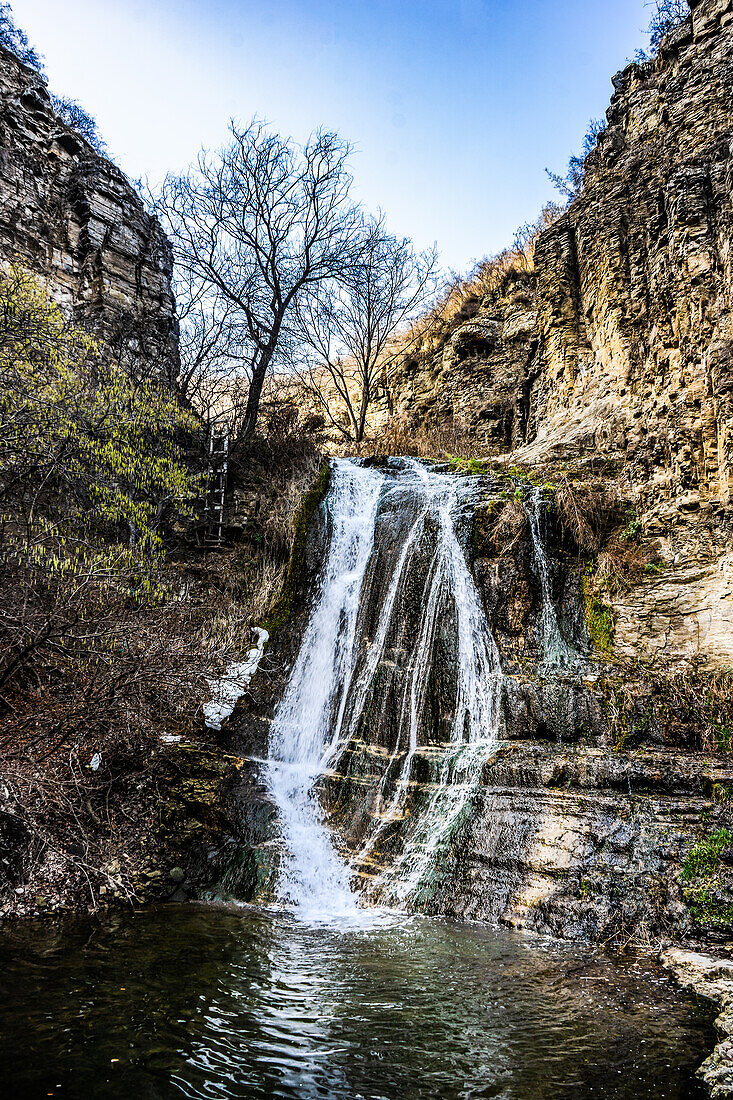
[[0, 904, 714, 1099]]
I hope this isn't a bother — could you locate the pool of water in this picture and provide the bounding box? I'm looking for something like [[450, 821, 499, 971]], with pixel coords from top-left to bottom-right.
[[0, 903, 714, 1099]]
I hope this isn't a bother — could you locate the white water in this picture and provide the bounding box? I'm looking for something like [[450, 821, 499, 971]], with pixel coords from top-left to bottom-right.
[[265, 459, 385, 923], [204, 626, 269, 730], [264, 457, 506, 920], [525, 486, 575, 669], [364, 463, 503, 904], [348, 463, 504, 892]]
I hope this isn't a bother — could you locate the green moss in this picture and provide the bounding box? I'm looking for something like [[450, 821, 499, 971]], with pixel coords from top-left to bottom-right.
[[262, 461, 331, 636], [582, 568, 615, 654], [711, 722, 733, 752], [446, 455, 491, 475], [682, 828, 732, 881], [681, 826, 733, 928], [683, 885, 733, 927]]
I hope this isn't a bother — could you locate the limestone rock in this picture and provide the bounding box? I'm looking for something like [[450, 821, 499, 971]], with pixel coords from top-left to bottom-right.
[[0, 45, 178, 380], [662, 949, 733, 1097], [374, 0, 733, 669]]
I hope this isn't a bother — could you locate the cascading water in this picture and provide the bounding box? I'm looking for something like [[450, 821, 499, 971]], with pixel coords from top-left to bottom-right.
[[265, 459, 384, 922], [265, 457, 504, 920], [524, 486, 575, 668], [360, 463, 503, 905]]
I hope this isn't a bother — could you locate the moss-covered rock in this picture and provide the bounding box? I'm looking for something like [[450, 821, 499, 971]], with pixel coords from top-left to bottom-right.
[[262, 461, 331, 636]]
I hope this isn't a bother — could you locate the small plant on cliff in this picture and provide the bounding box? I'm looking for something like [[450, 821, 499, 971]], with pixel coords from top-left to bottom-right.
[[0, 1, 43, 72], [619, 517, 642, 542], [546, 118, 607, 201], [0, 5, 107, 154], [647, 0, 689, 51], [682, 828, 733, 881], [51, 95, 106, 155], [681, 827, 733, 928]]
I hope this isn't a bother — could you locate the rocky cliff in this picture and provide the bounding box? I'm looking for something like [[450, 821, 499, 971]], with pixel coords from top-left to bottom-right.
[[209, 0, 733, 961], [0, 45, 178, 379], [376, 0, 733, 671]]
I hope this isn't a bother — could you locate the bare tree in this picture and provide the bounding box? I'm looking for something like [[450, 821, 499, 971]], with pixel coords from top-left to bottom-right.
[[648, 0, 688, 51], [51, 95, 106, 155], [154, 120, 360, 439], [172, 267, 250, 426], [295, 215, 439, 443]]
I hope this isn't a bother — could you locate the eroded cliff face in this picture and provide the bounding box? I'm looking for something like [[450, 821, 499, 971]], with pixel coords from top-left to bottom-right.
[[0, 46, 178, 379], [377, 0, 733, 671], [166, 0, 733, 955]]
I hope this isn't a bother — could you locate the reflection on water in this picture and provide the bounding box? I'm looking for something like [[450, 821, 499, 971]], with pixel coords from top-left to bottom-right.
[[0, 904, 714, 1099]]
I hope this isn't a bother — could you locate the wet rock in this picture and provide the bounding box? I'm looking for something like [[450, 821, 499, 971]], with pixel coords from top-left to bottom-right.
[[662, 949, 733, 1098]]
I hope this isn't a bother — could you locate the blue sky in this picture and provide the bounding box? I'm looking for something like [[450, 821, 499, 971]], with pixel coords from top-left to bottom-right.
[[13, 0, 653, 272]]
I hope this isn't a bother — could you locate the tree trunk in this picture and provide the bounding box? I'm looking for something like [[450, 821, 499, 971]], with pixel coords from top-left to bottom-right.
[[355, 382, 370, 443], [240, 356, 270, 438]]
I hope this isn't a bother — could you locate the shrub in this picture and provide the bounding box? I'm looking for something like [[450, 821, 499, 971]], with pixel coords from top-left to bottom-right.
[[51, 95, 106, 155], [0, 266, 202, 697], [0, 1, 43, 72], [648, 0, 689, 52], [546, 118, 608, 201]]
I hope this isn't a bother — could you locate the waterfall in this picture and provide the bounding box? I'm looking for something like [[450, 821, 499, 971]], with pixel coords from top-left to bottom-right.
[[524, 486, 575, 668], [265, 457, 503, 920], [266, 459, 385, 921], [361, 463, 503, 905]]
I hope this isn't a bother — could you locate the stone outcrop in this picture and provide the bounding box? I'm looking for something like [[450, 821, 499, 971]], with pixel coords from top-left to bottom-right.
[[0, 45, 178, 379], [662, 949, 733, 1098], [368, 0, 733, 671]]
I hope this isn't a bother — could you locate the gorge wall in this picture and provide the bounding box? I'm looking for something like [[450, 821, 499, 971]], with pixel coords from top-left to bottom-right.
[[366, 0, 733, 673], [0, 45, 178, 379], [216, 0, 733, 957]]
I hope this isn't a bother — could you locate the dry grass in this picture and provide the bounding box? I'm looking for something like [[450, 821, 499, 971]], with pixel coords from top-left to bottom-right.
[[404, 202, 563, 353], [553, 477, 651, 592], [484, 500, 528, 557], [554, 478, 625, 554], [594, 541, 647, 590], [343, 418, 485, 460]]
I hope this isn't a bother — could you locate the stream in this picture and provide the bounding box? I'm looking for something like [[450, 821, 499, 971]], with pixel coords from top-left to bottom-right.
[[0, 904, 715, 1099]]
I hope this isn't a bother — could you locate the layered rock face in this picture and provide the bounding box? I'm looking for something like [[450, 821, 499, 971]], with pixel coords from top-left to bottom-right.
[[378, 0, 733, 671], [196, 0, 733, 952], [0, 46, 178, 379]]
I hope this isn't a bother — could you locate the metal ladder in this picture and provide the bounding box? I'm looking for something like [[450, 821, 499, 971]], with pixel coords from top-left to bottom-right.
[[203, 416, 229, 548]]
